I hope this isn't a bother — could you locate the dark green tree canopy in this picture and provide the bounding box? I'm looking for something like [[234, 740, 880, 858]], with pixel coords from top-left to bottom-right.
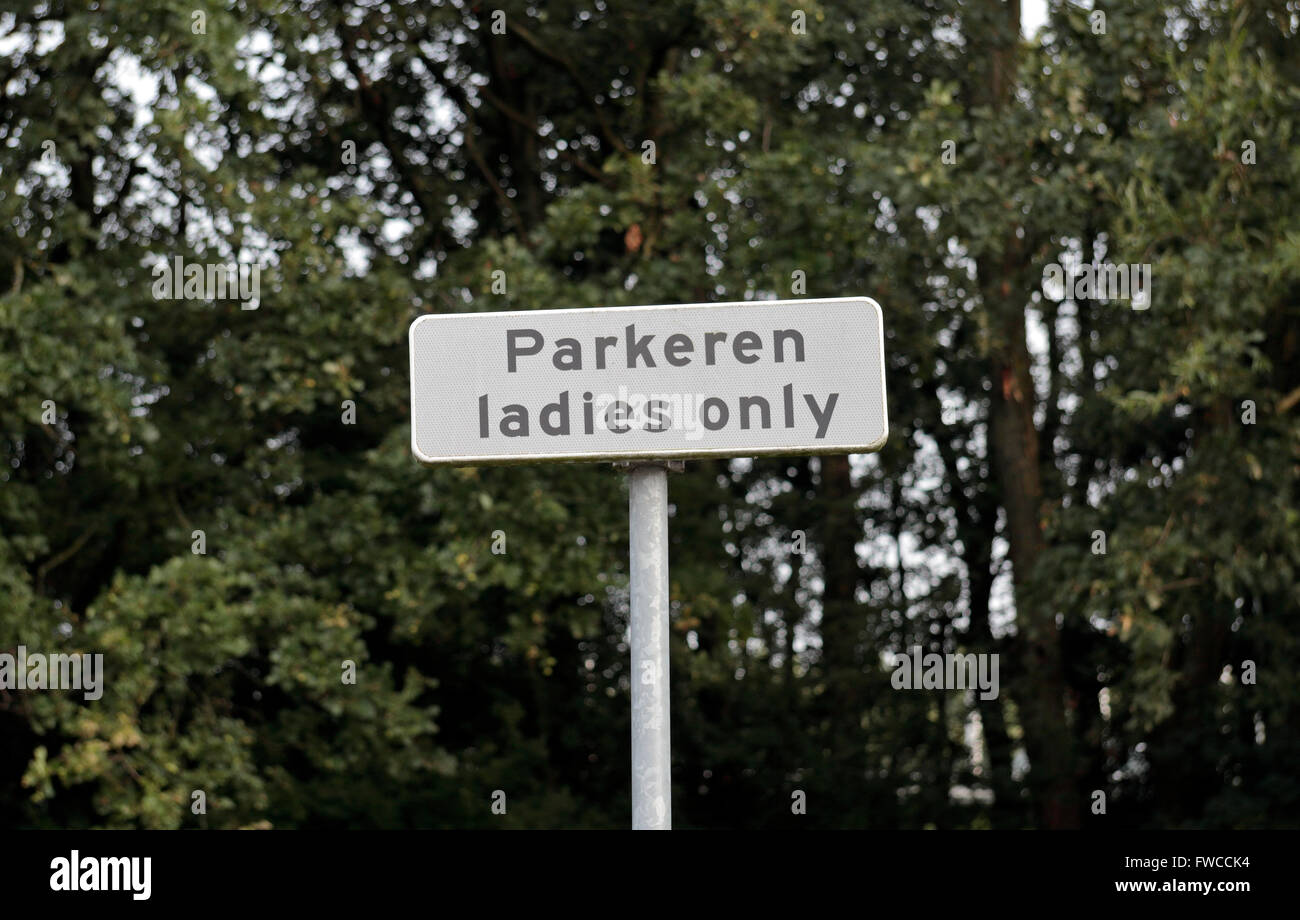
[[1, 0, 1297, 828]]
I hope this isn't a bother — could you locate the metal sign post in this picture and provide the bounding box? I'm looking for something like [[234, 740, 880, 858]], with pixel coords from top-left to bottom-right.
[[622, 459, 682, 829], [408, 297, 888, 829]]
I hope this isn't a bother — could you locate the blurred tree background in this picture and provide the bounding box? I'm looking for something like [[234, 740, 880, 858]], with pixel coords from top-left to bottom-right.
[[1, 0, 1297, 829]]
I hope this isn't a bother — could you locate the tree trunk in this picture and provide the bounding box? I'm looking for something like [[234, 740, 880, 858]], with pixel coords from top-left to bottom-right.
[[973, 0, 1081, 828], [818, 454, 863, 726]]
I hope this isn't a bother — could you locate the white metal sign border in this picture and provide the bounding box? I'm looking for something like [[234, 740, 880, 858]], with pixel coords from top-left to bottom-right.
[[408, 296, 888, 466]]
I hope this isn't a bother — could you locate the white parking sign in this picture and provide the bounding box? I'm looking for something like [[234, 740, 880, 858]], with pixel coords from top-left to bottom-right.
[[409, 296, 887, 465]]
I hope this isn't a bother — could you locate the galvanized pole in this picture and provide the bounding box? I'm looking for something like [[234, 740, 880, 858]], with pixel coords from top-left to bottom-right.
[[626, 461, 678, 830]]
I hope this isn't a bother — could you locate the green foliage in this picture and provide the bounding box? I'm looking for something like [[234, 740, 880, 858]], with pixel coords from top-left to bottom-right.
[[1, 0, 1296, 828]]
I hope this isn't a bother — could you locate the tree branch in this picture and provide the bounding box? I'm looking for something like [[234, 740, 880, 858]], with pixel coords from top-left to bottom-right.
[[503, 19, 630, 155]]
